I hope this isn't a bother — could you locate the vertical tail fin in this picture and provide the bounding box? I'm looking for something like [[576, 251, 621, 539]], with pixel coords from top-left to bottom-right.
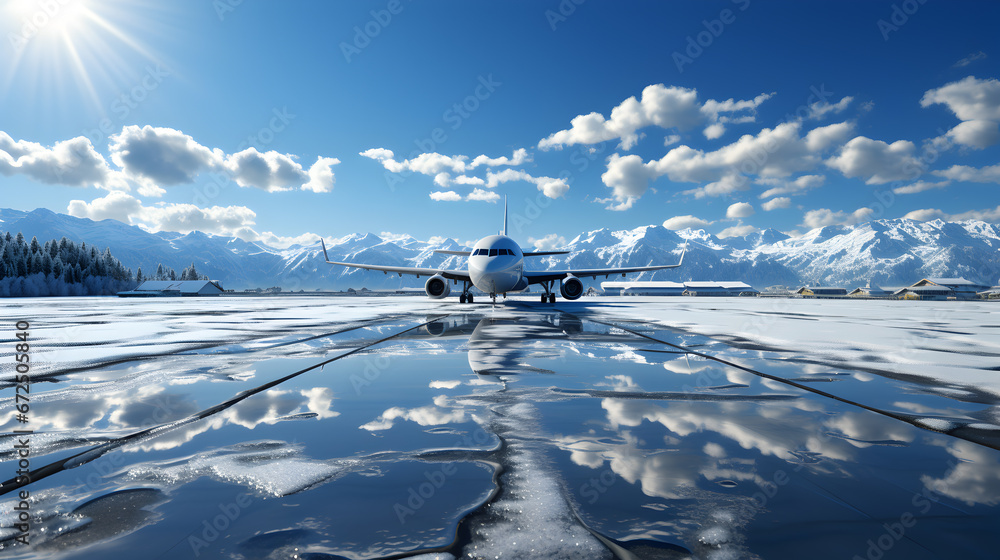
[[502, 195, 507, 236]]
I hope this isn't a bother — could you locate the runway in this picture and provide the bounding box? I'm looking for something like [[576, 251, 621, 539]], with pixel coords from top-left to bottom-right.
[[1, 296, 999, 559]]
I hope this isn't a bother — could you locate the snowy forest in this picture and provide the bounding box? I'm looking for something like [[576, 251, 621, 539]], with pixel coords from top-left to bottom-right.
[[0, 232, 205, 297]]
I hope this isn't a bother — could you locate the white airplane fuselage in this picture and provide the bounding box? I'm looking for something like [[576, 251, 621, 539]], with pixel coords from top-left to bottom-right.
[[468, 234, 526, 295]]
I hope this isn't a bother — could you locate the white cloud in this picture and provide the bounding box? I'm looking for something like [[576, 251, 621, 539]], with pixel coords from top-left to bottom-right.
[[921, 76, 1000, 149], [360, 147, 531, 187], [66, 191, 142, 224], [466, 188, 500, 202], [108, 125, 339, 193], [904, 205, 1000, 223], [429, 191, 462, 201], [804, 122, 855, 152], [453, 175, 486, 186], [762, 197, 791, 211], [806, 96, 854, 120], [825, 136, 921, 184], [361, 147, 563, 198], [223, 147, 308, 192], [758, 174, 825, 199], [110, 125, 223, 187], [0, 132, 127, 190], [527, 234, 567, 251], [802, 207, 874, 229], [602, 121, 849, 204], [726, 202, 754, 218], [921, 76, 1000, 121], [946, 119, 1000, 149], [662, 215, 711, 230], [663, 134, 681, 146], [600, 153, 659, 209], [301, 157, 340, 193], [67, 191, 324, 249], [892, 180, 950, 195], [69, 192, 253, 235], [256, 231, 322, 249], [934, 163, 1000, 183], [484, 168, 569, 199], [953, 51, 987, 68], [538, 84, 773, 150], [717, 224, 759, 238]]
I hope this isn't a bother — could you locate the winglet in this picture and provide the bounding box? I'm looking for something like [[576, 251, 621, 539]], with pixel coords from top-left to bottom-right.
[[678, 241, 687, 266], [320, 238, 333, 264], [502, 195, 507, 236]]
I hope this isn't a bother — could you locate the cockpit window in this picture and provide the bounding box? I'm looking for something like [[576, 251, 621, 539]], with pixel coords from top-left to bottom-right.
[[489, 249, 498, 257], [473, 249, 483, 256], [499, 249, 508, 255]]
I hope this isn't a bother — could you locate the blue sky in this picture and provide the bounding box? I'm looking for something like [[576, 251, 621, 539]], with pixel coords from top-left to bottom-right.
[[2, 0, 999, 249]]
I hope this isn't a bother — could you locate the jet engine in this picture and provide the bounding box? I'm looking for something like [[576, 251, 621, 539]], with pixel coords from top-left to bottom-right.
[[560, 275, 584, 300], [424, 274, 451, 299]]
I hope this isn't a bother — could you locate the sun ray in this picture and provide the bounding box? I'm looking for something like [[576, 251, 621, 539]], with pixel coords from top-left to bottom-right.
[[1, 0, 181, 122]]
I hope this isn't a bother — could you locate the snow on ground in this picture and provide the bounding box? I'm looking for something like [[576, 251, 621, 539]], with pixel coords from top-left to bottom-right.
[[586, 296, 1000, 397]]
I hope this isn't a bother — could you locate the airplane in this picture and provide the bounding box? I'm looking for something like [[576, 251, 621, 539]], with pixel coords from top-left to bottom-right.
[[320, 197, 685, 304]]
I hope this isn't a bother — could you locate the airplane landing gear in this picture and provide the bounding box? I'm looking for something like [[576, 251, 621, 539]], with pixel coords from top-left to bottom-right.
[[539, 281, 556, 304], [459, 281, 474, 303]]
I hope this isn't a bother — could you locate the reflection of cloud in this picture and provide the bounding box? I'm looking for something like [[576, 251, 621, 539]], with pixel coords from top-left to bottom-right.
[[922, 441, 1000, 506], [824, 412, 915, 447], [662, 357, 708, 374], [361, 396, 469, 431], [430, 380, 462, 389], [601, 398, 856, 463], [135, 388, 339, 452]]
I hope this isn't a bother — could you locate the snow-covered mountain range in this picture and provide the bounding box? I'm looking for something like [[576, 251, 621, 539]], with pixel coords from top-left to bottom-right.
[[1, 208, 998, 291]]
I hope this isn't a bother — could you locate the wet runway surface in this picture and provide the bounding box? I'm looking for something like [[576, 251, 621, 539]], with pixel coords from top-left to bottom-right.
[[1, 296, 999, 559]]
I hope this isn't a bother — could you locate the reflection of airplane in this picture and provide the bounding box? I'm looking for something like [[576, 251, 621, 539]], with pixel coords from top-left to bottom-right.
[[321, 198, 685, 304], [467, 315, 570, 375]]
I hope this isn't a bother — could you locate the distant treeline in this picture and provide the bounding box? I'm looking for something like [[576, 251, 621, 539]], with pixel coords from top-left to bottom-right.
[[0, 232, 205, 296]]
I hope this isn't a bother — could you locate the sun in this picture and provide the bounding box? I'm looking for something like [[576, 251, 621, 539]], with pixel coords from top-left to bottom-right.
[[3, 0, 176, 119]]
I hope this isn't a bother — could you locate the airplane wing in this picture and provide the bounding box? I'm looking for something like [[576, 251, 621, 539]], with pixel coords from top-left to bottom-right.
[[433, 250, 472, 256], [522, 251, 570, 256], [523, 247, 685, 284], [321, 240, 472, 281]]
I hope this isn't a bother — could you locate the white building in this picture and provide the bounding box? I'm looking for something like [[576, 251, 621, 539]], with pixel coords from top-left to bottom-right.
[[910, 277, 991, 300], [118, 280, 225, 297], [601, 281, 757, 297]]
